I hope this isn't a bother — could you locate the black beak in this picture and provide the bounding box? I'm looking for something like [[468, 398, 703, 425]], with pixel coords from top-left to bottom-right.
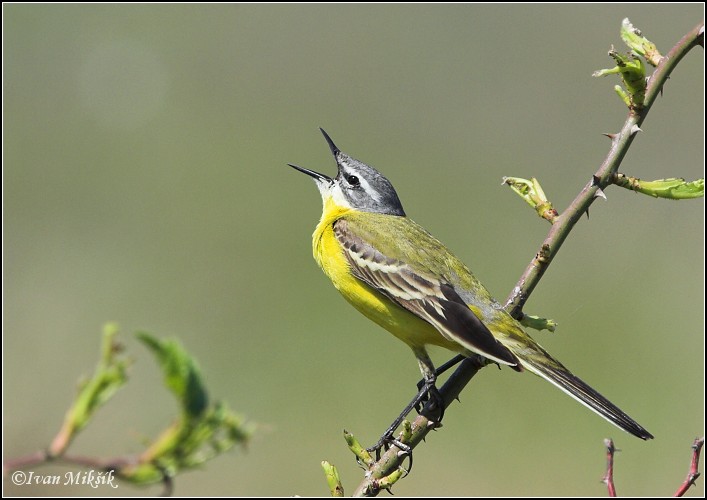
[[319, 128, 340, 156], [288, 162, 332, 183]]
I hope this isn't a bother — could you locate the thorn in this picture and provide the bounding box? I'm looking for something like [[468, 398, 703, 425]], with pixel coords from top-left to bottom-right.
[[595, 187, 607, 200], [591, 175, 601, 187], [585, 208, 590, 219], [602, 133, 617, 140], [630, 124, 642, 135], [455, 396, 461, 403]]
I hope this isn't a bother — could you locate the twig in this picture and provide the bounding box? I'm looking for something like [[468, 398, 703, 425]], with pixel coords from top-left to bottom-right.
[[447, 18, 703, 445], [3, 451, 50, 475], [352, 357, 484, 497], [505, 19, 705, 317], [599, 437, 704, 497], [674, 437, 704, 497], [4, 329, 253, 492], [602, 438, 618, 497], [4, 450, 139, 477], [351, 20, 704, 497]]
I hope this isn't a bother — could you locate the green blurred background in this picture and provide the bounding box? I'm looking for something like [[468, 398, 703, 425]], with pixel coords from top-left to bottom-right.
[[4, 4, 704, 496]]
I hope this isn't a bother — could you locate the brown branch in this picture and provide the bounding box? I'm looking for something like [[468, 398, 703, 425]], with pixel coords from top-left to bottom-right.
[[601, 439, 618, 497], [674, 437, 705, 497], [351, 20, 704, 497], [598, 436, 703, 497], [3, 451, 50, 475], [505, 19, 705, 316], [352, 356, 484, 497], [4, 449, 143, 477]]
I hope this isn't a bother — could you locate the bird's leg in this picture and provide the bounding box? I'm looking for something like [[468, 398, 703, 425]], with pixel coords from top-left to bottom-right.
[[366, 350, 445, 461], [413, 350, 445, 423], [414, 354, 465, 409], [365, 380, 429, 460], [433, 353, 466, 380]]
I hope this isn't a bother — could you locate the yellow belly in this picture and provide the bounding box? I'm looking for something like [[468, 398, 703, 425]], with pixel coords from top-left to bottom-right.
[[312, 205, 460, 352]]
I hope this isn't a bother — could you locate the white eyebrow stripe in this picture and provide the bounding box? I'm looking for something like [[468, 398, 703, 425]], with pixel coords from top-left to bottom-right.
[[355, 174, 382, 203], [339, 158, 383, 204]]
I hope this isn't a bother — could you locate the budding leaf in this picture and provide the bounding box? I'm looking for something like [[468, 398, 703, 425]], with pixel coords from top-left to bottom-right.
[[614, 175, 704, 200], [621, 18, 663, 66]]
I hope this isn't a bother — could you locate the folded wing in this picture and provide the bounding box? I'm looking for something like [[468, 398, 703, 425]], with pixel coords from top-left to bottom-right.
[[334, 219, 518, 367]]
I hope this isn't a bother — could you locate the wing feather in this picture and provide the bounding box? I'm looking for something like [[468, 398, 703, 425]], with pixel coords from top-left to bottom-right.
[[334, 219, 518, 367]]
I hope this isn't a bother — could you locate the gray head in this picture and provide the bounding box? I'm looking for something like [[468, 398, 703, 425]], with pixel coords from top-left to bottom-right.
[[289, 129, 406, 216]]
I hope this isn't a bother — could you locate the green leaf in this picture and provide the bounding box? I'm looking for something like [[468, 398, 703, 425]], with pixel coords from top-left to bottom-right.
[[322, 461, 345, 497], [344, 429, 374, 467], [593, 47, 646, 110], [502, 176, 558, 223], [620, 18, 663, 66], [136, 332, 208, 418], [520, 314, 558, 332], [614, 175, 705, 200], [121, 400, 253, 486], [49, 323, 130, 456], [115, 333, 254, 486]]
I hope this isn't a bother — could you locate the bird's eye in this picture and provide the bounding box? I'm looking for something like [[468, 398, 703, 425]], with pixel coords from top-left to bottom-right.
[[346, 175, 360, 186]]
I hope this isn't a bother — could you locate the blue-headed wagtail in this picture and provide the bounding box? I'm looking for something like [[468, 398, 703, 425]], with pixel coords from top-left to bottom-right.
[[289, 129, 653, 443]]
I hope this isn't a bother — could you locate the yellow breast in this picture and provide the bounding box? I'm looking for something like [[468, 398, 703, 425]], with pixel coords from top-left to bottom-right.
[[311, 197, 461, 352]]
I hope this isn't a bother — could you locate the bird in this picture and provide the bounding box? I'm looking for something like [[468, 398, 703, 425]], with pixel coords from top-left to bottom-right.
[[289, 128, 653, 444]]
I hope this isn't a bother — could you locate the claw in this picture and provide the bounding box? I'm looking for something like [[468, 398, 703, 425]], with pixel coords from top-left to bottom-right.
[[365, 357, 452, 477], [422, 383, 445, 423]]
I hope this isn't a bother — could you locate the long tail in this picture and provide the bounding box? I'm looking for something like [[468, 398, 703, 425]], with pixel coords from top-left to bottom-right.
[[520, 352, 654, 440]]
